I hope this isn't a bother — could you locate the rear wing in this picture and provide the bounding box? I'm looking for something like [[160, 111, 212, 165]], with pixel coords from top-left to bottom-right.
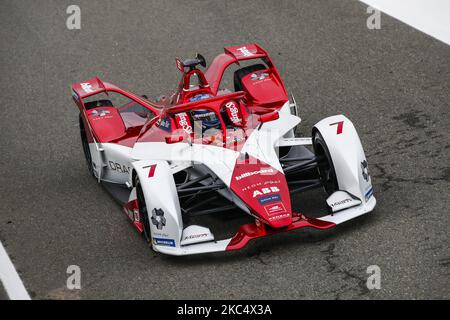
[[206, 43, 282, 95]]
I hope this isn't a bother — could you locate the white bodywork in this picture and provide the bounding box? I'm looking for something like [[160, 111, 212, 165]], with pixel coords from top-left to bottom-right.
[[88, 102, 376, 255]]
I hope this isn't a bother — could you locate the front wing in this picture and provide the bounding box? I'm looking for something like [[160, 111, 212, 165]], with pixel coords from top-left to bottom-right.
[[150, 196, 376, 256]]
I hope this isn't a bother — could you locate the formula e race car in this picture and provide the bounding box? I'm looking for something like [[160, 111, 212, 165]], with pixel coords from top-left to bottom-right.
[[72, 44, 375, 255]]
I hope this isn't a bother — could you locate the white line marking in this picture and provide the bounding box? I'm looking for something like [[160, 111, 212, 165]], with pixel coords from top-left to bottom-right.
[[360, 0, 450, 46], [0, 241, 31, 300]]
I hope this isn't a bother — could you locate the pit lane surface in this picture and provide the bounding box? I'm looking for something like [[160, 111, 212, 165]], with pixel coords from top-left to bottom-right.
[[0, 0, 449, 299]]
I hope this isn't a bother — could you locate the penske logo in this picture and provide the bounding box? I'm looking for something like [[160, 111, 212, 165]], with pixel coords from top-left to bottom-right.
[[235, 168, 275, 181]]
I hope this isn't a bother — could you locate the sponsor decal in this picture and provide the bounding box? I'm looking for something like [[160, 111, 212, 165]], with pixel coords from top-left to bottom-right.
[[183, 233, 208, 241], [151, 208, 166, 230], [224, 101, 242, 126], [235, 168, 275, 181], [263, 179, 281, 185], [241, 180, 281, 192], [237, 46, 254, 57], [157, 116, 172, 132], [108, 161, 130, 174], [152, 237, 175, 247], [257, 194, 281, 205], [80, 82, 95, 93], [361, 160, 370, 182], [250, 72, 269, 81], [153, 231, 170, 238], [268, 213, 290, 221], [174, 112, 193, 134], [175, 57, 184, 72], [143, 164, 157, 178], [90, 109, 111, 118], [365, 186, 374, 201], [330, 121, 344, 134], [242, 182, 262, 192], [189, 93, 212, 102], [330, 198, 352, 208], [192, 111, 216, 120], [252, 186, 280, 198], [264, 203, 287, 216]]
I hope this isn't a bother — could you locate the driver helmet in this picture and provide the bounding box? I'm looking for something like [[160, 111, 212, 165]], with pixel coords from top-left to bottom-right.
[[191, 109, 220, 131], [189, 93, 212, 102]]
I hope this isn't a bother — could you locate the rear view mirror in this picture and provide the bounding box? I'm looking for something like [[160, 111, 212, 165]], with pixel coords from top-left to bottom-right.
[[165, 135, 184, 144]]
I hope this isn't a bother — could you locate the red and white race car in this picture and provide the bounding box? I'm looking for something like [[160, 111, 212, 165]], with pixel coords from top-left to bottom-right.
[[72, 44, 375, 255]]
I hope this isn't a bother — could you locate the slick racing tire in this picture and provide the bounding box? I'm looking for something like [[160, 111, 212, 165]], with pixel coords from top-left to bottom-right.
[[79, 115, 95, 177], [234, 64, 266, 92], [135, 177, 152, 243], [313, 131, 339, 195]]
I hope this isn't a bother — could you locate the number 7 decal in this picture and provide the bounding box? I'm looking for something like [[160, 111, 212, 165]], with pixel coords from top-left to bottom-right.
[[330, 121, 344, 134], [143, 164, 157, 178]]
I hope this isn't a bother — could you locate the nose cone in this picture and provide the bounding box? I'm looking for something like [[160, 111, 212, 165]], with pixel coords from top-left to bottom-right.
[[230, 156, 292, 228]]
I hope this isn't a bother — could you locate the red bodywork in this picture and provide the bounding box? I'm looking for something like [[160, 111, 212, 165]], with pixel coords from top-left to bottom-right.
[[226, 214, 335, 251], [72, 44, 288, 147]]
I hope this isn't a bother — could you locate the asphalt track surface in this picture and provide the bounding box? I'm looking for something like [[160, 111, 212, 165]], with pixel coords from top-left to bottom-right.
[[0, 0, 449, 299]]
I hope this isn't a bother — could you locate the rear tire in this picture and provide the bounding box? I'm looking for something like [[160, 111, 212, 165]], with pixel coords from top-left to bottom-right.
[[234, 64, 266, 92], [136, 177, 152, 243], [313, 131, 339, 195], [79, 115, 95, 177]]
